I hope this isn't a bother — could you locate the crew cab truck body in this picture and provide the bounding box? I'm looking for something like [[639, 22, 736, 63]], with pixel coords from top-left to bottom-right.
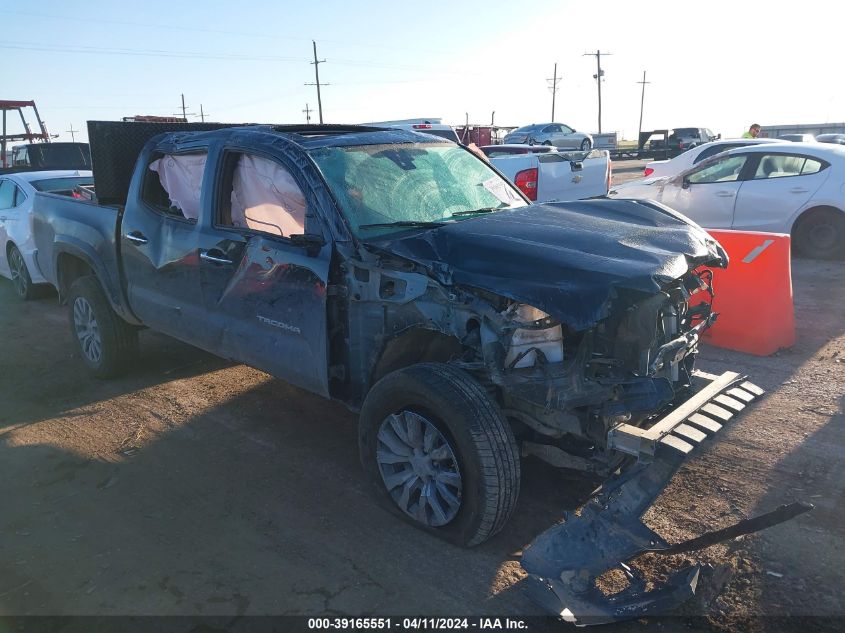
[[32, 121, 805, 624]]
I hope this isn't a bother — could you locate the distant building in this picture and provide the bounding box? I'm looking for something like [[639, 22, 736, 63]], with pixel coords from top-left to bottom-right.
[[760, 122, 845, 138]]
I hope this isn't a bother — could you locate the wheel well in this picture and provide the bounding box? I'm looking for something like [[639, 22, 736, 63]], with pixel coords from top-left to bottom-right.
[[792, 205, 844, 234], [371, 329, 464, 388], [57, 253, 95, 303]]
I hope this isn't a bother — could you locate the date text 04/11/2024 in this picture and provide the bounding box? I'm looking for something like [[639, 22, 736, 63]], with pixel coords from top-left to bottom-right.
[[307, 618, 529, 630]]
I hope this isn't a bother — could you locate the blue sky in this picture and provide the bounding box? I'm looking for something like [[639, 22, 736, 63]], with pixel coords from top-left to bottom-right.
[[3, 0, 844, 143]]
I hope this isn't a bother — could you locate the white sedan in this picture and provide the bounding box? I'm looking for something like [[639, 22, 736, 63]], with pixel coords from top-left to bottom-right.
[[643, 138, 781, 178], [0, 170, 94, 299], [610, 143, 845, 259]]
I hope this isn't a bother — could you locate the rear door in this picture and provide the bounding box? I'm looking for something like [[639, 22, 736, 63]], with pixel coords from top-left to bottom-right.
[[732, 152, 831, 232], [195, 146, 331, 397], [119, 146, 212, 348]]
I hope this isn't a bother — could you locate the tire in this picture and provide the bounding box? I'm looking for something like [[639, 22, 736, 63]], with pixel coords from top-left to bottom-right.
[[542, 140, 552, 146], [792, 208, 845, 260], [67, 276, 139, 378], [580, 138, 592, 152], [8, 245, 35, 300], [359, 363, 520, 547]]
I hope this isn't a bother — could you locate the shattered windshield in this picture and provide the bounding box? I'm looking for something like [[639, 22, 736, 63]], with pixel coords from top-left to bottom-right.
[[309, 143, 527, 237]]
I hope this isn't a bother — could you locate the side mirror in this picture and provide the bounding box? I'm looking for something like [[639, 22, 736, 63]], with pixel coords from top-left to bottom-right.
[[681, 177, 691, 190], [716, 133, 722, 140], [289, 233, 326, 257], [571, 128, 577, 133]]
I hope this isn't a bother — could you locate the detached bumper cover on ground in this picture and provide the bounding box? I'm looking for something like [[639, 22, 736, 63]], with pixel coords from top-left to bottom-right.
[[520, 370, 812, 625]]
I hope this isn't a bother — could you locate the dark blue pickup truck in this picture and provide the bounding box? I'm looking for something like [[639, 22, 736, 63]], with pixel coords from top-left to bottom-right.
[[30, 121, 804, 623]]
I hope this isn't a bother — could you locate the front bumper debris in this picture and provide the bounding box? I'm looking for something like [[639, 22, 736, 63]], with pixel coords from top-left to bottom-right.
[[520, 370, 812, 625]]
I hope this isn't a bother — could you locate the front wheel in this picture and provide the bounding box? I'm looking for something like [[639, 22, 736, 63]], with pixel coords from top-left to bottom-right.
[[67, 276, 139, 378], [542, 140, 553, 146], [359, 363, 520, 547], [792, 208, 845, 260], [580, 138, 592, 151], [8, 245, 35, 300]]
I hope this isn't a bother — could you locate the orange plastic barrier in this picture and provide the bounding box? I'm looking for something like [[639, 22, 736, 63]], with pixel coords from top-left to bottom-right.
[[701, 230, 795, 356]]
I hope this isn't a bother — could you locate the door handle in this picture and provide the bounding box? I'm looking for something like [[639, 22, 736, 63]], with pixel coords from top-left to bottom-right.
[[789, 188, 808, 193], [125, 231, 149, 245], [715, 191, 736, 197], [200, 250, 233, 265]]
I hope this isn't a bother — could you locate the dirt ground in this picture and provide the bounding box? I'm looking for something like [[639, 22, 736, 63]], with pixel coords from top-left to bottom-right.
[[1, 165, 842, 630]]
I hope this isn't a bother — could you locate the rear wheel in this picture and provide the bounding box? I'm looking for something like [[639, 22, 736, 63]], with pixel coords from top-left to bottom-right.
[[542, 140, 552, 146], [359, 363, 520, 547], [8, 245, 34, 300], [792, 208, 845, 260], [68, 276, 139, 378]]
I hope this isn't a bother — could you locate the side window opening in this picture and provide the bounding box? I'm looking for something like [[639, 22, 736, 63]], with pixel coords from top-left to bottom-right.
[[216, 152, 307, 238], [142, 151, 208, 222]]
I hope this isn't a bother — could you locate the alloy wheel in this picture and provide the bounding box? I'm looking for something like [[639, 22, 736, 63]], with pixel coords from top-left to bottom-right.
[[376, 410, 462, 527], [73, 296, 103, 364], [9, 248, 28, 298]]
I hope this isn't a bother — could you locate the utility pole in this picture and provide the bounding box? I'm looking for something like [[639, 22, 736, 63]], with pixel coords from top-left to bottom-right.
[[303, 103, 312, 123], [66, 123, 80, 142], [636, 71, 650, 145], [199, 104, 208, 122], [305, 41, 328, 124], [584, 50, 611, 133], [174, 94, 195, 121], [547, 63, 562, 121]]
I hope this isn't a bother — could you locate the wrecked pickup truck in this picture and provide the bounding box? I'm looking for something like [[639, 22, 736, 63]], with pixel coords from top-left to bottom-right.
[[31, 121, 809, 623]]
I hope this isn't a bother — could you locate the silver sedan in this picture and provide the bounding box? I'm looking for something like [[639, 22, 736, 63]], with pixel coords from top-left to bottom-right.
[[503, 123, 593, 151]]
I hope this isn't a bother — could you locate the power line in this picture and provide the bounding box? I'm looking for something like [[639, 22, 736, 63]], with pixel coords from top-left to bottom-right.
[[584, 50, 611, 133], [547, 63, 562, 121]]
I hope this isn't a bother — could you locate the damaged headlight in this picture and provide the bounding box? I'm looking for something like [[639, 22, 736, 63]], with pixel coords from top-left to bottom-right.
[[503, 304, 564, 369]]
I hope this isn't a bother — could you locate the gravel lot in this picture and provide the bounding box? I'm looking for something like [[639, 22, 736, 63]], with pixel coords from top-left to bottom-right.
[[1, 164, 842, 630]]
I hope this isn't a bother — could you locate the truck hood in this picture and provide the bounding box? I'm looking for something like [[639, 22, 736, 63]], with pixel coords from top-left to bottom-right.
[[367, 199, 727, 330]]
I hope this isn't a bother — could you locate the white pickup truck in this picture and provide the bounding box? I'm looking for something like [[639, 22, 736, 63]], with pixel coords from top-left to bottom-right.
[[481, 144, 611, 202]]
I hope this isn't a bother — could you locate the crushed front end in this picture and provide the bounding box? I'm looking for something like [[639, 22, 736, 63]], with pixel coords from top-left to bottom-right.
[[460, 270, 810, 624]]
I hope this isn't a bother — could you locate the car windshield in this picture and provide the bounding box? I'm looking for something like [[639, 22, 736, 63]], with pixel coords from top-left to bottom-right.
[[309, 143, 527, 237], [673, 128, 698, 137], [30, 176, 94, 193]]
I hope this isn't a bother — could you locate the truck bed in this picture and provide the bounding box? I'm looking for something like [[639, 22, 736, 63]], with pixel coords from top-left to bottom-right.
[[31, 192, 131, 320]]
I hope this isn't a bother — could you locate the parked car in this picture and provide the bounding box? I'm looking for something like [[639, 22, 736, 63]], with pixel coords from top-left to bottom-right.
[[647, 127, 719, 155], [481, 145, 611, 201], [610, 143, 845, 259], [0, 170, 93, 299], [643, 138, 781, 177], [502, 123, 593, 151], [816, 133, 845, 145], [778, 133, 817, 143], [31, 121, 790, 622]]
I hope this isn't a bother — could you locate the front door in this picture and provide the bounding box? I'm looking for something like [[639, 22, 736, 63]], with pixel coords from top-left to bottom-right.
[[196, 148, 331, 397], [659, 153, 750, 229]]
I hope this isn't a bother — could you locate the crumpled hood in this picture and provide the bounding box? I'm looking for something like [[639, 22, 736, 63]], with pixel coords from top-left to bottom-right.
[[368, 199, 726, 330]]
